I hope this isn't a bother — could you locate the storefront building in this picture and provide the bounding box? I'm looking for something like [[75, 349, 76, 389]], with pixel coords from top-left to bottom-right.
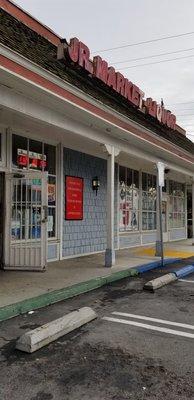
[[1, 0, 194, 271]]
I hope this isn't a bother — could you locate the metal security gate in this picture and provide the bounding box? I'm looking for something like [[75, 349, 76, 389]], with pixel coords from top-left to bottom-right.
[[0, 173, 4, 268], [4, 172, 48, 270]]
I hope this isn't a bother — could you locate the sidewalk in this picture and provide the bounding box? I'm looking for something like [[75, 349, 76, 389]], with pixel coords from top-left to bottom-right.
[[0, 249, 158, 306], [0, 240, 193, 321]]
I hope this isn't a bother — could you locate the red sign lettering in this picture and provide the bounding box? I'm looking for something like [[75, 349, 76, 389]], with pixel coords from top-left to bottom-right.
[[68, 37, 79, 63], [116, 72, 125, 96], [78, 42, 93, 73], [58, 37, 177, 130], [93, 56, 108, 84], [107, 67, 117, 90]]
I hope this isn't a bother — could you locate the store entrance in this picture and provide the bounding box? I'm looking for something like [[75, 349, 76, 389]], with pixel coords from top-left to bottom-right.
[[4, 171, 48, 270], [0, 173, 4, 268]]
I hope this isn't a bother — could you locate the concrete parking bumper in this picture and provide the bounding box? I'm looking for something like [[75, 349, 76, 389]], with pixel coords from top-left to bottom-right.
[[144, 263, 194, 291], [144, 273, 177, 291], [16, 306, 97, 353]]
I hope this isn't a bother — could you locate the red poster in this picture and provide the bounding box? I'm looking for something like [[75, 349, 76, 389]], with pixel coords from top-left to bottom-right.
[[65, 176, 83, 220]]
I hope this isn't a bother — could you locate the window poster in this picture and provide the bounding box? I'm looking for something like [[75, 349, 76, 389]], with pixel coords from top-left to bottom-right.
[[47, 215, 54, 232], [119, 182, 139, 231], [48, 184, 56, 205], [65, 176, 84, 220], [119, 181, 126, 231]]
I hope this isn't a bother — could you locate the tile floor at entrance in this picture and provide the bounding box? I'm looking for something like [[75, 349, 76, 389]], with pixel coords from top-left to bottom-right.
[[0, 240, 192, 309]]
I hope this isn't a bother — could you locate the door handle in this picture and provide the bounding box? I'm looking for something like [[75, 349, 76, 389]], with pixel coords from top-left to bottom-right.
[[42, 205, 48, 223]]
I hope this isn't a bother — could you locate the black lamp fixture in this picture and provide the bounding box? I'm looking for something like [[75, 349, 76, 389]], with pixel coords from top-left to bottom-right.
[[92, 176, 100, 195]]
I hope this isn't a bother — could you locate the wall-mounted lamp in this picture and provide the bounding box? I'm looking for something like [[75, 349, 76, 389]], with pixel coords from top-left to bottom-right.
[[92, 176, 100, 196]]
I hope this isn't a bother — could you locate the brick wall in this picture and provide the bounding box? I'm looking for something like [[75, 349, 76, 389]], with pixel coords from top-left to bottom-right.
[[62, 148, 108, 257]]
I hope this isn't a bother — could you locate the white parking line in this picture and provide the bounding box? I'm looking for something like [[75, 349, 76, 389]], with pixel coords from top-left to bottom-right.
[[112, 312, 194, 330], [102, 317, 194, 339], [178, 279, 194, 283]]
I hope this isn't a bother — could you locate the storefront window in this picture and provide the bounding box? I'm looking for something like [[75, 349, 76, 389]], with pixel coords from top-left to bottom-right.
[[0, 133, 2, 161], [119, 166, 139, 232], [12, 134, 28, 169], [142, 172, 157, 230], [11, 177, 42, 241], [44, 143, 56, 175], [47, 175, 56, 238], [12, 134, 57, 239], [169, 180, 185, 228], [29, 139, 43, 170]]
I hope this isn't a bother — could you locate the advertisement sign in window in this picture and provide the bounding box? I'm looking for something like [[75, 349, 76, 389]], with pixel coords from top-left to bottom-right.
[[65, 176, 84, 220], [48, 184, 56, 205]]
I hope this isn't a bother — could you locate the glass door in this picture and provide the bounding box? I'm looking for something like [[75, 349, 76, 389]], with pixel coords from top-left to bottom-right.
[[4, 171, 48, 270]]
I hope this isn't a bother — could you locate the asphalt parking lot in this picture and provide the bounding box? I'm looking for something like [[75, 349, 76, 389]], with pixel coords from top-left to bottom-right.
[[0, 267, 194, 400]]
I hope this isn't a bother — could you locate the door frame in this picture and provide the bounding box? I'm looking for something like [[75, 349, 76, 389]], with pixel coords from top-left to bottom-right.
[[4, 170, 48, 270]]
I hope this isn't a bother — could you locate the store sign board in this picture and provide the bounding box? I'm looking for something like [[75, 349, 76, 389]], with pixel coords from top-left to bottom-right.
[[65, 176, 84, 220], [58, 38, 176, 130]]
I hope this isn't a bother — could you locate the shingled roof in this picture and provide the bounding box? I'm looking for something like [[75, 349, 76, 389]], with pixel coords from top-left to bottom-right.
[[1, 7, 194, 155]]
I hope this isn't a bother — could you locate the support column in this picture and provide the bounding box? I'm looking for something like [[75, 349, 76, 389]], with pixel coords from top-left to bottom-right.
[[155, 162, 165, 258], [155, 176, 162, 256], [104, 145, 120, 267], [192, 182, 194, 245]]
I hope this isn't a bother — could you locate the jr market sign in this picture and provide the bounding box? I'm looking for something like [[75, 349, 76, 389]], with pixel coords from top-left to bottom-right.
[[58, 37, 176, 130]]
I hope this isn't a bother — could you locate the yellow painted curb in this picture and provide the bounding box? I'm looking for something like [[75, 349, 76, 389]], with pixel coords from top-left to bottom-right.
[[134, 247, 194, 258]]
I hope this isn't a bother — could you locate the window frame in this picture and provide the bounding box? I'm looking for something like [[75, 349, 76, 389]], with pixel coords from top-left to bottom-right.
[[169, 180, 185, 229], [142, 172, 157, 231], [11, 132, 58, 241], [119, 165, 140, 233]]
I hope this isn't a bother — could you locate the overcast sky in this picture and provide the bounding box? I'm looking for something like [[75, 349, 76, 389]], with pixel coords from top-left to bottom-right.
[[15, 0, 194, 141]]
